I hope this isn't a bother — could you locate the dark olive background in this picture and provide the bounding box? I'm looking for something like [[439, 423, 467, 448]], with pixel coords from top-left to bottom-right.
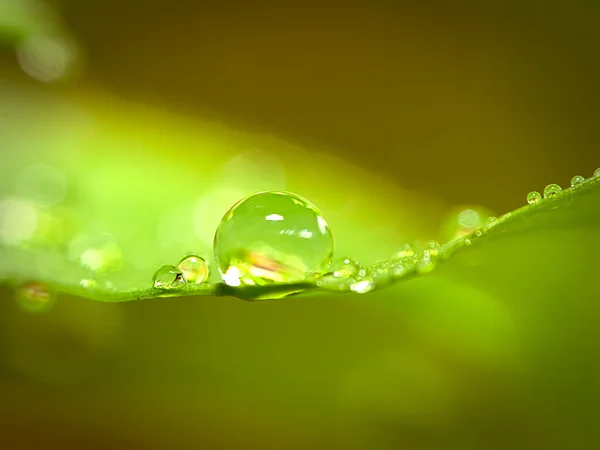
[[52, 0, 600, 209]]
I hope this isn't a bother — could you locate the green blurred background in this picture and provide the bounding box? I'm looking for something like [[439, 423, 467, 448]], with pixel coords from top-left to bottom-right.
[[0, 1, 599, 449]]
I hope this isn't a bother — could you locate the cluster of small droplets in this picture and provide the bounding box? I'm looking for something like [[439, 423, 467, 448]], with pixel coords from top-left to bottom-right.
[[152, 254, 210, 289], [526, 168, 599, 205]]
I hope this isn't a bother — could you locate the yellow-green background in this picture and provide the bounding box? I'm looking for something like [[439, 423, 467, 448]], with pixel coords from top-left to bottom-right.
[[0, 1, 599, 449]]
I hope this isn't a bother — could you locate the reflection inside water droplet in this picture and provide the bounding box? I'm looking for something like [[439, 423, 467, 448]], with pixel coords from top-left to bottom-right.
[[527, 191, 542, 205], [543, 184, 562, 198], [178, 255, 209, 284], [153, 265, 186, 288], [214, 191, 333, 287]]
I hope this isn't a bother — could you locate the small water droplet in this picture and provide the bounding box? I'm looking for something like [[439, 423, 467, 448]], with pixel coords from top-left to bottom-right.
[[394, 243, 415, 259], [331, 257, 360, 278], [527, 191, 542, 204], [153, 265, 186, 288], [317, 273, 352, 291], [543, 184, 562, 198], [214, 191, 333, 287], [416, 251, 436, 273], [178, 255, 209, 284], [465, 239, 472, 246], [475, 230, 482, 237], [571, 175, 585, 187], [80, 279, 98, 288], [594, 168, 600, 178], [426, 241, 441, 256], [350, 278, 375, 294], [16, 282, 55, 313]]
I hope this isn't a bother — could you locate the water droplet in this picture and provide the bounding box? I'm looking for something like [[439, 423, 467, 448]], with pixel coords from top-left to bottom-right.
[[214, 191, 333, 287], [394, 243, 415, 259], [330, 257, 359, 278], [178, 255, 209, 284], [465, 239, 472, 246], [153, 265, 186, 288], [317, 273, 352, 292], [594, 168, 600, 178], [16, 282, 55, 313], [350, 278, 375, 294], [543, 184, 562, 198], [416, 251, 436, 273], [475, 230, 482, 237], [527, 191, 542, 204], [426, 241, 441, 256], [571, 175, 585, 187], [80, 279, 98, 288]]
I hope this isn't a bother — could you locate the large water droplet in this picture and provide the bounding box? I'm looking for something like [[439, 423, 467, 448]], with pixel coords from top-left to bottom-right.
[[214, 191, 334, 287], [543, 184, 562, 198], [571, 175, 585, 187], [16, 282, 55, 313], [331, 257, 359, 278], [178, 255, 209, 284], [153, 265, 186, 288], [594, 168, 600, 178], [527, 191, 542, 204]]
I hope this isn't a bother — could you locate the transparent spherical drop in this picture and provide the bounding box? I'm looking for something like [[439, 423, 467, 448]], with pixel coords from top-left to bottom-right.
[[571, 175, 585, 187], [178, 255, 209, 284], [16, 282, 55, 313], [527, 191, 542, 204], [331, 257, 359, 278], [153, 265, 186, 288], [543, 184, 562, 198], [214, 191, 334, 287]]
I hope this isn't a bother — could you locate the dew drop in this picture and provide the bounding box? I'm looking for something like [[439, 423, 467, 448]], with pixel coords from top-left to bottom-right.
[[594, 168, 600, 178], [394, 243, 415, 259], [178, 255, 209, 284], [330, 257, 359, 279], [350, 278, 375, 294], [543, 184, 562, 198], [80, 279, 98, 288], [571, 175, 585, 187], [214, 191, 334, 287], [16, 282, 55, 313], [416, 251, 436, 273], [153, 265, 186, 288], [465, 239, 472, 246], [527, 191, 542, 204], [426, 241, 441, 256], [317, 273, 352, 292]]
